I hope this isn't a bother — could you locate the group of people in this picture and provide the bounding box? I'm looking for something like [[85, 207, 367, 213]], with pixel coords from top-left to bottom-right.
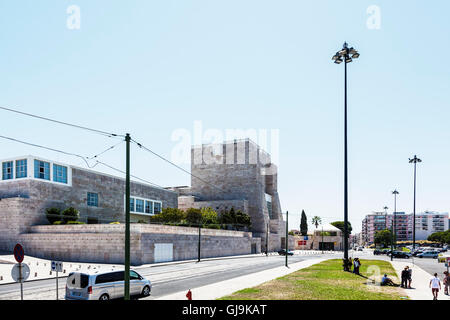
[[401, 266, 412, 288], [430, 271, 450, 300], [347, 257, 362, 275]]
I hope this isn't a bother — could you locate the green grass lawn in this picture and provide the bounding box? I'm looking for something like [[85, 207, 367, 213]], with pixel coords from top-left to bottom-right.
[[219, 259, 407, 300]]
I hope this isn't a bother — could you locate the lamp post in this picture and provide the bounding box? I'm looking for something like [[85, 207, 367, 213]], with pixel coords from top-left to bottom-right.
[[332, 42, 360, 271], [285, 211, 289, 267], [392, 190, 399, 251], [409, 155, 422, 252]]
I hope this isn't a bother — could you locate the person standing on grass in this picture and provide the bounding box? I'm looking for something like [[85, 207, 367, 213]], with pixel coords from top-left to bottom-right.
[[429, 273, 441, 300]]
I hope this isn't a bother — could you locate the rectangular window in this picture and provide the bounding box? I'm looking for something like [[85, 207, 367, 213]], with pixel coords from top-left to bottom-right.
[[53, 164, 68, 184], [2, 161, 13, 180], [34, 160, 50, 180], [154, 202, 162, 214], [145, 201, 153, 214], [129, 198, 135, 212], [15, 159, 27, 178], [87, 192, 98, 207], [135, 199, 144, 213]]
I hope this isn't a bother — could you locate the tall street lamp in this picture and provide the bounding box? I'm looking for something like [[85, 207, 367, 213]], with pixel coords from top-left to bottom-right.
[[392, 190, 399, 251], [409, 155, 422, 252], [332, 42, 360, 271]]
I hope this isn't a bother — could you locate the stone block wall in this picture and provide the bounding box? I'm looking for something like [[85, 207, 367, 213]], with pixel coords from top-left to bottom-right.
[[12, 224, 261, 265]]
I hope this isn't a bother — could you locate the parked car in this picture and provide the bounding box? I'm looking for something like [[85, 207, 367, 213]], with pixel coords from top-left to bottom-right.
[[412, 250, 423, 257], [357, 247, 363, 251], [278, 249, 294, 256], [417, 251, 439, 259], [65, 270, 151, 300], [390, 251, 411, 259], [373, 249, 382, 255]]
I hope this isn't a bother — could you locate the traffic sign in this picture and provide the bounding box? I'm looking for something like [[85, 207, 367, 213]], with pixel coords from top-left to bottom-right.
[[51, 261, 63, 272], [13, 244, 24, 263], [11, 263, 30, 282]]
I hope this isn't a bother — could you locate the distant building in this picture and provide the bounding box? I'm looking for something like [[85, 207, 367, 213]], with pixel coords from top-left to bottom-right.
[[294, 224, 343, 251], [361, 211, 449, 244]]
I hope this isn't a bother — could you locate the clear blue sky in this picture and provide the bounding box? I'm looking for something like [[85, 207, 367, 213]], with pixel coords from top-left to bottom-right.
[[1, 1, 449, 233]]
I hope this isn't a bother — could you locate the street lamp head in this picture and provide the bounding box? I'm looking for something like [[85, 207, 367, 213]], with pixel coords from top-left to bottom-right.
[[351, 52, 360, 59], [392, 190, 399, 195], [334, 58, 343, 64], [346, 57, 353, 63], [409, 155, 422, 163]]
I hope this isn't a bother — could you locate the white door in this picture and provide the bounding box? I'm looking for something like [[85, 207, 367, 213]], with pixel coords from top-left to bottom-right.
[[154, 243, 173, 263]]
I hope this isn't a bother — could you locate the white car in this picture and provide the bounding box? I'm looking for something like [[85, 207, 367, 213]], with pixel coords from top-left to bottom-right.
[[417, 251, 439, 259], [65, 270, 151, 300]]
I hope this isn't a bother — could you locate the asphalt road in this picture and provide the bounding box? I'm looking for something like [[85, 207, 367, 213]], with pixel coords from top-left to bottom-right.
[[0, 252, 339, 300]]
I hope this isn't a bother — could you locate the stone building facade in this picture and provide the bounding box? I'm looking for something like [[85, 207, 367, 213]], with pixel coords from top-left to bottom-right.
[[0, 155, 178, 251], [170, 139, 286, 252]]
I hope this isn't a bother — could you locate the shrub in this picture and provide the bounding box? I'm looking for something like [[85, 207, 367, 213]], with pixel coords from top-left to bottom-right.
[[150, 207, 186, 224], [61, 207, 79, 223], [137, 220, 148, 224], [109, 222, 120, 224], [67, 221, 85, 225], [46, 208, 61, 224], [200, 207, 219, 225], [185, 208, 202, 226], [53, 221, 64, 225]]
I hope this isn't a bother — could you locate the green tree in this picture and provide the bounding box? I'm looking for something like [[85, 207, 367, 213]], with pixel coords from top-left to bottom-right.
[[300, 210, 308, 236], [330, 221, 353, 234], [428, 230, 450, 245], [374, 229, 394, 248], [200, 207, 219, 225], [235, 210, 251, 230]]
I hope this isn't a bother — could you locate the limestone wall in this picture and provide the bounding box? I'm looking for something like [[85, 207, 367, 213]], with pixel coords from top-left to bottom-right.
[[5, 223, 260, 265]]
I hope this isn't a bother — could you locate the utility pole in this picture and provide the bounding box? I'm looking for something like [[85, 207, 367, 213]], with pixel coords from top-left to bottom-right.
[[285, 211, 289, 267], [124, 133, 131, 300], [266, 222, 269, 256], [409, 155, 421, 252], [198, 225, 201, 262]]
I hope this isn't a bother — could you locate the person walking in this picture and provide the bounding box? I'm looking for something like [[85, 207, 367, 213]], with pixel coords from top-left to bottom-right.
[[429, 273, 441, 300], [443, 271, 449, 295], [401, 267, 409, 288]]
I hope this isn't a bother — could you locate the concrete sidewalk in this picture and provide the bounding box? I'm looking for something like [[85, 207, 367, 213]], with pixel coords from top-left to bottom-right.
[[154, 257, 326, 300], [391, 260, 450, 300]]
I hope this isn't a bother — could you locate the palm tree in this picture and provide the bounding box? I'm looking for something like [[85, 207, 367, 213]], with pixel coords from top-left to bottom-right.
[[312, 216, 322, 228], [311, 216, 322, 250]]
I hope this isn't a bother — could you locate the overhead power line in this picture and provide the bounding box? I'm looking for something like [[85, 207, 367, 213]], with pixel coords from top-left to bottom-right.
[[0, 106, 124, 138]]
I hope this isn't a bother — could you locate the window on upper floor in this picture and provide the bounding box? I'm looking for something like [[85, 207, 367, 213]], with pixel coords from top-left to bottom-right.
[[53, 164, 68, 184], [34, 160, 50, 180], [15, 159, 27, 178], [2, 161, 13, 180]]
